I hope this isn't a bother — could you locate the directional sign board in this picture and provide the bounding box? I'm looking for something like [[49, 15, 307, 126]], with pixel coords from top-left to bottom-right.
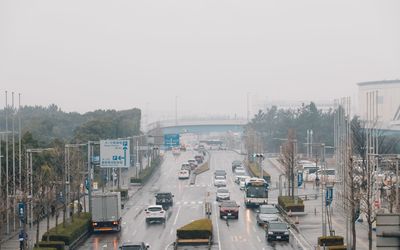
[[100, 139, 130, 168], [164, 134, 180, 148]]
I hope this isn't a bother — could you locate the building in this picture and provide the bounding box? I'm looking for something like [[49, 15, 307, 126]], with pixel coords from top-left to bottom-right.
[[357, 80, 400, 129]]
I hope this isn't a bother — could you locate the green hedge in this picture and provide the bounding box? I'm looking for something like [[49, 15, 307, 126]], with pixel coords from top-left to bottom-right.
[[42, 213, 90, 246], [35, 241, 65, 250], [33, 248, 57, 250], [247, 162, 271, 182], [328, 246, 347, 250], [318, 236, 344, 246], [278, 196, 305, 212], [177, 219, 212, 239], [130, 157, 162, 184]]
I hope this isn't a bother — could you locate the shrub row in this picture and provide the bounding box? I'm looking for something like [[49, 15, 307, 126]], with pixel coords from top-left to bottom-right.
[[194, 162, 209, 175], [130, 157, 162, 184], [278, 196, 305, 212], [42, 212, 91, 246], [247, 162, 271, 183], [177, 219, 212, 239], [318, 236, 344, 246], [35, 241, 65, 250], [328, 246, 347, 250]]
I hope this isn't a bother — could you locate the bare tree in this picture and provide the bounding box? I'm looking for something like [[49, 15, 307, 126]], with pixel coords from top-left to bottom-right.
[[279, 129, 296, 197]]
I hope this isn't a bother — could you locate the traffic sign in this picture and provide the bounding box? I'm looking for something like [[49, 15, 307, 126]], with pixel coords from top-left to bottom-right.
[[164, 134, 180, 148], [325, 186, 333, 206], [100, 139, 130, 168]]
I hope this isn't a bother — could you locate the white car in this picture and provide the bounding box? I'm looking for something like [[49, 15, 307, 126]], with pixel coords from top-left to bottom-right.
[[216, 188, 230, 201], [214, 175, 227, 187], [178, 170, 190, 179], [145, 205, 166, 224], [181, 162, 191, 171]]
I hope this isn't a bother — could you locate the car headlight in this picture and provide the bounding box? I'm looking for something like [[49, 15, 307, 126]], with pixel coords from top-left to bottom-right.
[[268, 232, 274, 235], [284, 232, 289, 235]]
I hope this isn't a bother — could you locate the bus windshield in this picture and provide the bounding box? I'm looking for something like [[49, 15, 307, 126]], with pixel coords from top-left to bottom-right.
[[246, 186, 267, 198]]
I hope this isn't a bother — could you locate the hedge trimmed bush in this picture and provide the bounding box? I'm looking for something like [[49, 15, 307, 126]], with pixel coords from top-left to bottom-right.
[[42, 213, 90, 246], [318, 236, 344, 246], [177, 219, 212, 239], [33, 248, 57, 250], [328, 246, 347, 250], [278, 196, 305, 212], [36, 241, 65, 250], [194, 162, 209, 175], [130, 157, 162, 184], [247, 162, 271, 183]]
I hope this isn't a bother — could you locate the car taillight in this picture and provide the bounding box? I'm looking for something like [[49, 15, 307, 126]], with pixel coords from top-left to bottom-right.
[[113, 221, 119, 225], [92, 222, 97, 226]]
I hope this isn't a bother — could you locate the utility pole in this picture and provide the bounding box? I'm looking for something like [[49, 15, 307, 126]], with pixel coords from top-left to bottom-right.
[[18, 93, 22, 192], [5, 90, 10, 235], [12, 92, 16, 231]]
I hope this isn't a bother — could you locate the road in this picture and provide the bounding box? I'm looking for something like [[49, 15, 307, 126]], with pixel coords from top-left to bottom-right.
[[79, 150, 298, 250]]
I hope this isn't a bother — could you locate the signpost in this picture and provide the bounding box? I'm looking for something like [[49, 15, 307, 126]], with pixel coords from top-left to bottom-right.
[[100, 139, 130, 168], [164, 134, 180, 149]]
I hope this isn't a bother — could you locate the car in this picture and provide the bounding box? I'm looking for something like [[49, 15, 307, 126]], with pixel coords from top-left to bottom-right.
[[266, 221, 290, 242], [181, 162, 191, 171], [214, 170, 227, 178], [119, 242, 150, 250], [178, 170, 190, 179], [188, 159, 198, 169], [145, 205, 166, 224], [232, 160, 242, 171], [239, 177, 250, 190], [194, 155, 204, 164], [256, 205, 279, 226], [219, 200, 240, 219], [234, 168, 246, 176], [155, 192, 174, 209], [234, 175, 249, 184], [216, 188, 230, 201], [214, 175, 227, 187]]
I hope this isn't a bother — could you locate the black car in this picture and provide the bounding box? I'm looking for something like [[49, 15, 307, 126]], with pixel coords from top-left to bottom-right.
[[266, 221, 290, 242], [155, 192, 174, 209], [119, 242, 150, 250]]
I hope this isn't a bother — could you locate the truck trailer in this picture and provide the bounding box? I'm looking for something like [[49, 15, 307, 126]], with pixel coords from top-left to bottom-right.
[[91, 192, 122, 232]]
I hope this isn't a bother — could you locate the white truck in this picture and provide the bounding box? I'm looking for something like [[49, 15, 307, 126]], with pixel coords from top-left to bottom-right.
[[91, 192, 122, 232]]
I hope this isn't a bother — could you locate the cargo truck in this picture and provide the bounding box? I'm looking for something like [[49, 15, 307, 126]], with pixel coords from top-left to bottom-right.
[[91, 192, 122, 232]]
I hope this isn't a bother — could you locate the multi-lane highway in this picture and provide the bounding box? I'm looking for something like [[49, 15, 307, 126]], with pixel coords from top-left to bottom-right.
[[79, 150, 297, 250]]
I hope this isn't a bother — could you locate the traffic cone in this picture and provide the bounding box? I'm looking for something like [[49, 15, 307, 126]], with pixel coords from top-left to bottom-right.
[[295, 216, 299, 224]]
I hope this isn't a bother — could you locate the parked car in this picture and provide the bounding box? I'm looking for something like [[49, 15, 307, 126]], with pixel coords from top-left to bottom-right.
[[145, 205, 166, 224], [214, 175, 227, 187], [216, 188, 230, 201], [266, 221, 290, 242], [155, 192, 174, 210], [178, 170, 190, 179], [119, 242, 150, 250], [256, 204, 279, 226], [188, 159, 198, 169], [219, 200, 240, 219]]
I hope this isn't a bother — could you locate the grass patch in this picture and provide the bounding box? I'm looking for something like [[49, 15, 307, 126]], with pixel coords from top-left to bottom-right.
[[278, 196, 305, 212], [33, 248, 57, 250], [177, 219, 212, 239], [42, 213, 90, 246]]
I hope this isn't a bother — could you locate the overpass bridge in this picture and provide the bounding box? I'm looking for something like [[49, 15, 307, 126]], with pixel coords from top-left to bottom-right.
[[146, 118, 248, 135]]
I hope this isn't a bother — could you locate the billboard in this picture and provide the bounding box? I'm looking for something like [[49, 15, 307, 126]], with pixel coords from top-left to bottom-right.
[[100, 139, 130, 168]]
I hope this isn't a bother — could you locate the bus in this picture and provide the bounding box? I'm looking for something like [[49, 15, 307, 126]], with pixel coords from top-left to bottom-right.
[[244, 178, 269, 207]]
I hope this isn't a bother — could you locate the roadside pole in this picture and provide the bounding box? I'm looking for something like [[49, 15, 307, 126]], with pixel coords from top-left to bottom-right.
[[88, 141, 92, 215]]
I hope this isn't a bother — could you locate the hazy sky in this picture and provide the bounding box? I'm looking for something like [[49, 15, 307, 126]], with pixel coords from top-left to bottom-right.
[[1, 0, 399, 121]]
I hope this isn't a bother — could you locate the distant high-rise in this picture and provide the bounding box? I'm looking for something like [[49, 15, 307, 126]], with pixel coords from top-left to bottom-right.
[[357, 80, 400, 129]]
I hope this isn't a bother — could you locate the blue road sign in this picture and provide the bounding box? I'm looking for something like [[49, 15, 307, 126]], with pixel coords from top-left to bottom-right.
[[297, 172, 303, 187], [326, 186, 333, 206], [164, 134, 180, 148], [18, 202, 25, 220]]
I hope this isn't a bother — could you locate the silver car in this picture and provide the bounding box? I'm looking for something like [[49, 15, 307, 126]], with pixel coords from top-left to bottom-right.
[[256, 205, 279, 226]]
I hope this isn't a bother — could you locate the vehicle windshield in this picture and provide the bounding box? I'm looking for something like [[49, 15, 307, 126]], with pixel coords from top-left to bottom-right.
[[217, 188, 229, 193], [260, 207, 278, 214], [269, 223, 287, 230], [148, 207, 162, 212], [156, 193, 170, 198], [246, 186, 267, 198], [121, 246, 143, 250], [215, 176, 225, 180]]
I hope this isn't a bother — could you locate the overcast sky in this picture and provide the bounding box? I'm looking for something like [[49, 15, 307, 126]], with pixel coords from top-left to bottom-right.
[[1, 0, 399, 121]]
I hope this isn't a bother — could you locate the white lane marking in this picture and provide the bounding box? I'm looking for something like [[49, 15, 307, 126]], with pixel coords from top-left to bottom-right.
[[173, 205, 182, 226], [214, 202, 222, 250], [191, 201, 196, 205], [132, 230, 137, 236], [169, 228, 174, 235], [257, 235, 261, 242], [184, 201, 188, 205]]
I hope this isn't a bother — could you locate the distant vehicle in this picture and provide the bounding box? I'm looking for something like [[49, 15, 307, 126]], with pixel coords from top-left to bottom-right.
[[181, 162, 191, 172], [234, 168, 246, 176], [308, 169, 336, 183], [256, 205, 279, 226], [216, 188, 230, 201], [244, 178, 269, 207], [266, 221, 290, 242], [119, 242, 150, 250], [234, 175, 248, 184], [214, 170, 227, 178], [219, 200, 240, 219], [194, 155, 204, 164], [178, 170, 190, 179], [218, 145, 227, 150], [188, 159, 198, 169], [232, 160, 242, 171], [155, 192, 174, 210], [91, 192, 122, 232], [214, 175, 227, 187], [180, 145, 186, 151], [172, 147, 181, 156], [145, 205, 166, 224]]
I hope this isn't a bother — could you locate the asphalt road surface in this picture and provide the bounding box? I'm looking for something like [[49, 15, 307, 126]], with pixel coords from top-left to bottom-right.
[[79, 150, 298, 250]]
